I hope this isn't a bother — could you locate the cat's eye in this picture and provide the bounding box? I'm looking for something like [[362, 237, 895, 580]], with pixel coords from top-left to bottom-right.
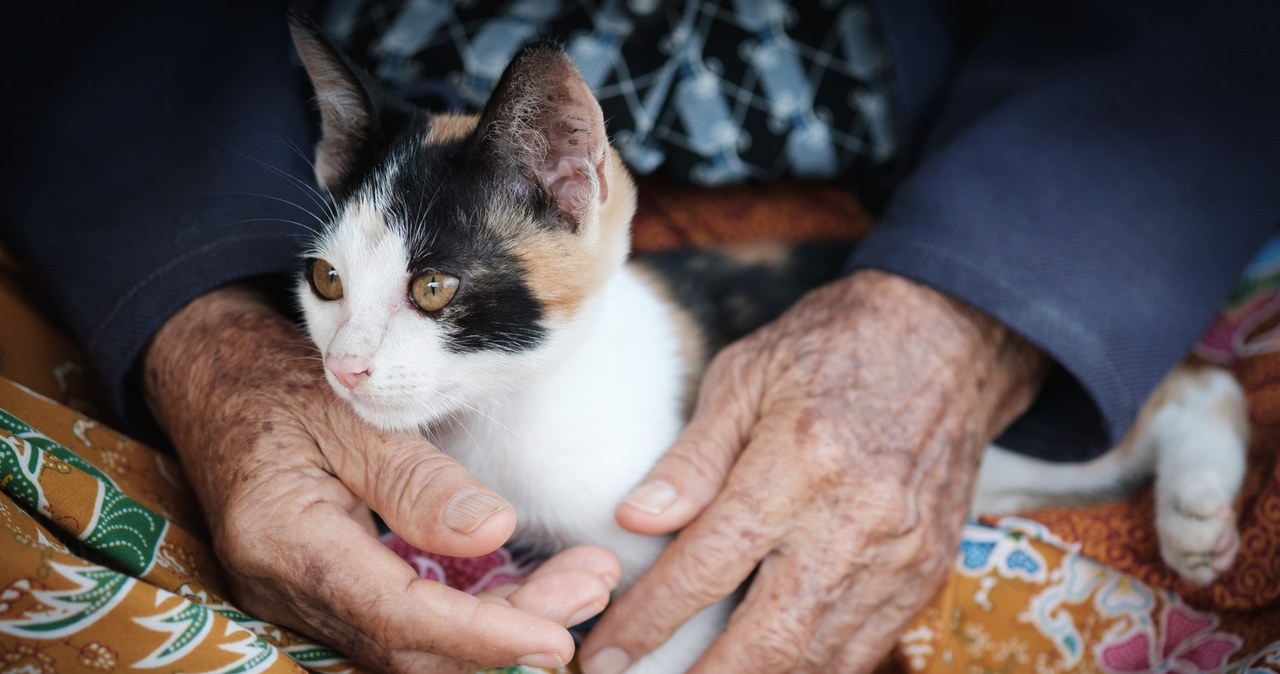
[[410, 273, 460, 313], [308, 258, 344, 301]]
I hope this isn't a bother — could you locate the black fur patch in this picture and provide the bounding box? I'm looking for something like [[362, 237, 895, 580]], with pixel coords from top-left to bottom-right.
[[362, 118, 553, 354], [633, 241, 855, 354]]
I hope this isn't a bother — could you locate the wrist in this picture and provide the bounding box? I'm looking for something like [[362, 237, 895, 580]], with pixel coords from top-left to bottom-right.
[[852, 270, 1049, 434], [779, 270, 1049, 445], [143, 285, 326, 512]]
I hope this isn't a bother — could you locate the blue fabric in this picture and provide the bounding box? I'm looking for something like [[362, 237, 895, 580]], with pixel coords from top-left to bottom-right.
[[856, 0, 1280, 459], [3, 0, 1278, 461], [2, 0, 317, 438]]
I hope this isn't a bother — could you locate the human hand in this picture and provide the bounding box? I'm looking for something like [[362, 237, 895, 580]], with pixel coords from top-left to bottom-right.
[[145, 285, 621, 673], [581, 270, 1048, 673]]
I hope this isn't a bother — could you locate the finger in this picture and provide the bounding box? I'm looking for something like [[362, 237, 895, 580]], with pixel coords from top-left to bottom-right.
[[796, 546, 951, 673], [616, 345, 763, 535], [684, 554, 844, 674], [826, 593, 925, 674], [493, 546, 622, 627], [582, 490, 774, 672], [498, 570, 612, 627], [280, 500, 577, 670], [526, 545, 623, 590], [325, 420, 518, 558]]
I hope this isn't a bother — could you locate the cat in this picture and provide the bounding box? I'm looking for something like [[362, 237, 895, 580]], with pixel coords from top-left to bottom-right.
[[286, 14, 1247, 672]]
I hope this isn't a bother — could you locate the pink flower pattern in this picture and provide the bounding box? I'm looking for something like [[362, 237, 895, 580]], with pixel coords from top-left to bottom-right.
[[382, 533, 536, 594], [1097, 603, 1241, 673]]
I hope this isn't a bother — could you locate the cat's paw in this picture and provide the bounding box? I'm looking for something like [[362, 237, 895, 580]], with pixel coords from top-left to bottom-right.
[[1156, 485, 1239, 586]]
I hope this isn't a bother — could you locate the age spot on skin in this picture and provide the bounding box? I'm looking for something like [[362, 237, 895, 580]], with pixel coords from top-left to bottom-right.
[[794, 408, 818, 438], [262, 421, 274, 433]]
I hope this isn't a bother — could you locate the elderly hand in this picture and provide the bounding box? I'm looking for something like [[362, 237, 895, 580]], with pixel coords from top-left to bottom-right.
[[145, 285, 621, 673], [581, 270, 1048, 673]]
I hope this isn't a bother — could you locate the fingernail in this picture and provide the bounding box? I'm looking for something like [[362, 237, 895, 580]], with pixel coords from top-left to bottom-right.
[[599, 572, 619, 592], [517, 652, 565, 669], [568, 600, 607, 627], [623, 480, 676, 515], [584, 647, 630, 674], [443, 490, 508, 534]]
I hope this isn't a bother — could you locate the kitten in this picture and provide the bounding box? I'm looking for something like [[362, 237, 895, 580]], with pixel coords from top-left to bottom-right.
[[289, 18, 733, 672], [287, 15, 1247, 672]]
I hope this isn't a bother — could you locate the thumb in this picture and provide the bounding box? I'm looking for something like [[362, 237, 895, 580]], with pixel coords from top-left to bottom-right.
[[616, 344, 763, 535], [327, 416, 517, 558]]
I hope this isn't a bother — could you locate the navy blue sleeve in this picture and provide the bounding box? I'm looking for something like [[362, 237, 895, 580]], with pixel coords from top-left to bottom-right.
[[857, 0, 1280, 460], [1, 1, 319, 437]]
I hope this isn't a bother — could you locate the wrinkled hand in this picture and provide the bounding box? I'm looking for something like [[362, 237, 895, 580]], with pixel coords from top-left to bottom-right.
[[146, 286, 621, 673], [581, 270, 1048, 673]]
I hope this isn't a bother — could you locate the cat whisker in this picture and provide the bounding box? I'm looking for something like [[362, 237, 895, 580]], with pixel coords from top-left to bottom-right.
[[279, 139, 338, 218], [432, 388, 528, 443], [419, 417, 444, 447], [215, 217, 321, 237], [278, 355, 327, 371], [442, 406, 484, 453], [214, 191, 331, 230], [221, 144, 338, 220]]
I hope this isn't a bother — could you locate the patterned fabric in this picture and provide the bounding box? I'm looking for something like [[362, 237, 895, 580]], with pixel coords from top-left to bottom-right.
[[318, 0, 897, 185], [1195, 235, 1280, 365], [3, 188, 1280, 672], [0, 381, 348, 673], [902, 518, 1280, 673]]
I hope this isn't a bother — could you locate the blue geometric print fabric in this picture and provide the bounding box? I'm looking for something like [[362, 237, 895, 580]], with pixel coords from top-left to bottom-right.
[[318, 0, 896, 185]]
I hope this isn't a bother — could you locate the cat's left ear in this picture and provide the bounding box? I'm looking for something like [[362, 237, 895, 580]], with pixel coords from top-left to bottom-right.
[[477, 42, 609, 232], [288, 10, 391, 195]]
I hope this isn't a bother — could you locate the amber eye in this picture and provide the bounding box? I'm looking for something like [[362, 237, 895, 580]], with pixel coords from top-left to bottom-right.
[[308, 258, 344, 301], [409, 273, 460, 313]]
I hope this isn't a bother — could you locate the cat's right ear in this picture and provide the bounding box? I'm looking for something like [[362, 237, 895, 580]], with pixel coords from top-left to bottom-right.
[[288, 10, 379, 195]]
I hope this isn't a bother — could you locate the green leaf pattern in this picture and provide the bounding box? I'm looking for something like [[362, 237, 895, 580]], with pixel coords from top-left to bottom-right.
[[0, 561, 132, 638], [0, 407, 165, 575]]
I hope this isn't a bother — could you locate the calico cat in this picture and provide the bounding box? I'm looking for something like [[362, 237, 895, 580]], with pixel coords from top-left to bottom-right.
[[287, 15, 1247, 672]]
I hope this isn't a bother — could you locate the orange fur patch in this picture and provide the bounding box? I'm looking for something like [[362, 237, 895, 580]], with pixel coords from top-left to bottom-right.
[[510, 148, 636, 321], [717, 241, 793, 269], [424, 114, 479, 144]]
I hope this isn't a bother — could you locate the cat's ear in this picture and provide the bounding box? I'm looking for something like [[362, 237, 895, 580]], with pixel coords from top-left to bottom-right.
[[477, 42, 609, 232], [288, 10, 381, 194]]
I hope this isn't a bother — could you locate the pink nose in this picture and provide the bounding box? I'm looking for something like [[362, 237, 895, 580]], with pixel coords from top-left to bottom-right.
[[326, 354, 371, 390]]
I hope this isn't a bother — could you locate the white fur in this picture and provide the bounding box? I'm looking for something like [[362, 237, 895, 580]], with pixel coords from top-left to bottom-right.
[[436, 266, 730, 673], [301, 195, 728, 673], [974, 366, 1247, 585]]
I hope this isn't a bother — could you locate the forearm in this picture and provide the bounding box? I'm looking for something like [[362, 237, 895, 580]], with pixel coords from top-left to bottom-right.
[[143, 285, 325, 528]]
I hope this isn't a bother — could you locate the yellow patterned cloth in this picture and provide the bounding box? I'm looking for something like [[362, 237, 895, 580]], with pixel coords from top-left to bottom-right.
[[4, 183, 1280, 672]]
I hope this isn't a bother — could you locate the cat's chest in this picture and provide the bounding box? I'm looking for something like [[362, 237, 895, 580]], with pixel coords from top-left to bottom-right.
[[431, 267, 689, 546]]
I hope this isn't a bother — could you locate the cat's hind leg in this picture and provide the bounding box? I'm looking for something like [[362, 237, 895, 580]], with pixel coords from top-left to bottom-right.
[[1150, 365, 1247, 585]]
